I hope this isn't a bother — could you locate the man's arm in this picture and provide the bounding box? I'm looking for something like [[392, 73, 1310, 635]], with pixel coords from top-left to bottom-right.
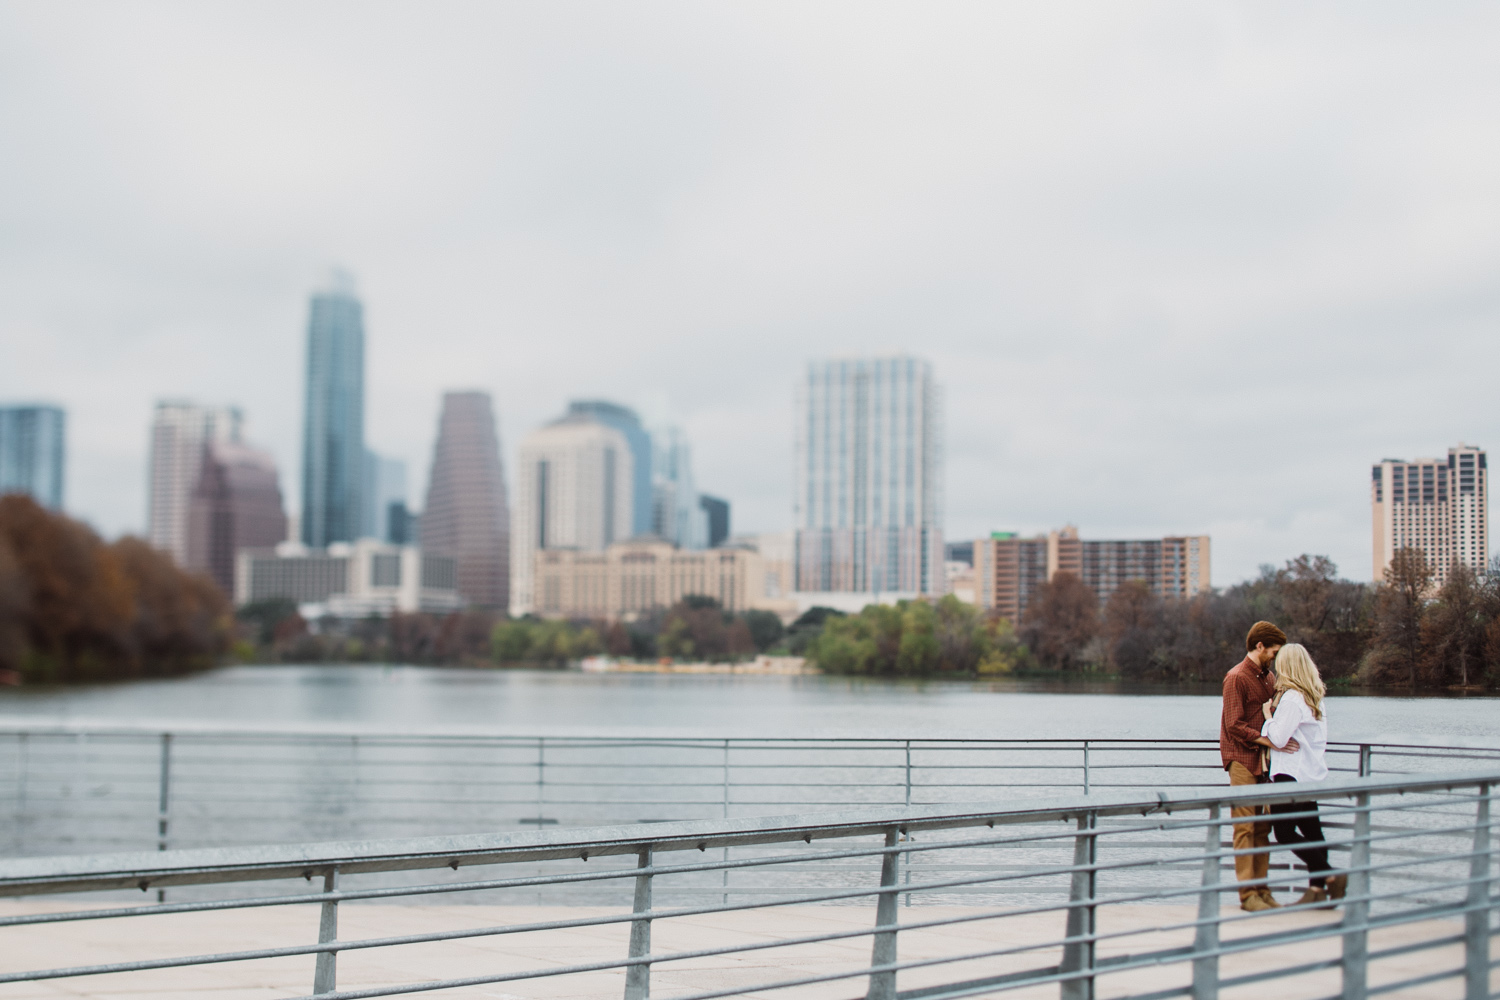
[[1225, 674, 1299, 752]]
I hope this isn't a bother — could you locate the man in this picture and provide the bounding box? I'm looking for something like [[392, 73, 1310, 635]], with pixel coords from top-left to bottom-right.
[[1221, 620, 1298, 912]]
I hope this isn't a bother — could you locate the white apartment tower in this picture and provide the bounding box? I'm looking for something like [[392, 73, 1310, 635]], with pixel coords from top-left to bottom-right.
[[1372, 444, 1488, 588], [510, 415, 634, 615], [148, 401, 243, 565], [794, 355, 944, 595]]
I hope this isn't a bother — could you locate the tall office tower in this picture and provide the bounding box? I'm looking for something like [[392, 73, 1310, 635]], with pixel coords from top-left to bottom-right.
[[301, 276, 365, 547], [0, 405, 65, 510], [422, 391, 512, 610], [147, 402, 242, 563], [794, 356, 944, 594], [186, 439, 288, 595], [975, 527, 1211, 622], [363, 451, 407, 542], [567, 400, 652, 538], [511, 413, 633, 615], [1372, 444, 1488, 588], [699, 494, 730, 548], [651, 425, 707, 548]]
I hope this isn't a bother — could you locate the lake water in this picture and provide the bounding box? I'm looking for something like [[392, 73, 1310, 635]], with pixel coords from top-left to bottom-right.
[[1, 664, 1497, 745]]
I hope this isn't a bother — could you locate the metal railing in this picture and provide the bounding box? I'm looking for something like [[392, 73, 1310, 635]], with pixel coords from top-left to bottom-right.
[[0, 769, 1494, 999], [4, 725, 1499, 856]]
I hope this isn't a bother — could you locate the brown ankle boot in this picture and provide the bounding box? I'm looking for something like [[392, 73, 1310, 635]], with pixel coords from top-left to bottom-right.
[[1294, 886, 1328, 907], [1324, 874, 1347, 900]]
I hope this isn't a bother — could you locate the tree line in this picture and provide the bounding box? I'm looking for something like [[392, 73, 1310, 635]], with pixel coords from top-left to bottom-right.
[[0, 495, 230, 682], [237, 594, 790, 667], [6, 489, 1492, 692], [1009, 549, 1500, 688]]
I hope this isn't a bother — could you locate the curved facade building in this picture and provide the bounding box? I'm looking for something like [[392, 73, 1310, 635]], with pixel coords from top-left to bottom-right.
[[422, 391, 511, 610], [510, 416, 633, 616]]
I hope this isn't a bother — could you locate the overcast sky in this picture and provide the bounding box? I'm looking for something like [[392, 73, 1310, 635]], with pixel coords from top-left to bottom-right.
[[2, 3, 1498, 585]]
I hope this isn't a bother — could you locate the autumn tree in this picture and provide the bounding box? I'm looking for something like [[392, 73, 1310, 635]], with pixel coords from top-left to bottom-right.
[[1421, 564, 1494, 687], [1021, 572, 1099, 671], [1368, 548, 1434, 687], [1102, 580, 1161, 678], [0, 494, 230, 681]]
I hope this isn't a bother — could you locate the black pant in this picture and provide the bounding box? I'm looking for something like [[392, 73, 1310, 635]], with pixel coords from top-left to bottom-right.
[[1269, 774, 1331, 885]]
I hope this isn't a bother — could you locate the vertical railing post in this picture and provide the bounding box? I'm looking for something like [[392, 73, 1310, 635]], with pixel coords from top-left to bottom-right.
[[1341, 792, 1371, 1000], [866, 826, 902, 1000], [536, 736, 546, 826], [14, 732, 27, 854], [313, 867, 339, 994], [1465, 782, 1491, 1000], [624, 847, 653, 1000], [904, 741, 912, 807], [156, 733, 172, 903], [1358, 744, 1372, 777], [1082, 741, 1090, 796], [1192, 805, 1221, 1000], [348, 735, 359, 839], [1060, 810, 1098, 1000], [157, 733, 172, 852], [721, 741, 730, 905]]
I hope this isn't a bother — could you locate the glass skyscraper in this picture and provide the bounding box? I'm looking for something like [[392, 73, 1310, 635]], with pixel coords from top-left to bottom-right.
[[794, 356, 944, 594], [300, 278, 365, 547], [0, 404, 65, 510]]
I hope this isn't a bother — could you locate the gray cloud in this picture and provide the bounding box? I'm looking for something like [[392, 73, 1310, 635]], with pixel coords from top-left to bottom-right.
[[1, 2, 1497, 584]]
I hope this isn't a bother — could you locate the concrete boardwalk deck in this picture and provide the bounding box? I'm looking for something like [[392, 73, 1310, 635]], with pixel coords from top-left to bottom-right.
[[0, 900, 1477, 1000]]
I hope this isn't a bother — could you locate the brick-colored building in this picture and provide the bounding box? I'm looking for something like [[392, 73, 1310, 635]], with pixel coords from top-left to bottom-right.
[[974, 526, 1210, 622]]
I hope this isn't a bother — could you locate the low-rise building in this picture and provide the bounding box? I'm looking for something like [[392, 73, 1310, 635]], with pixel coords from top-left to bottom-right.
[[533, 538, 770, 619], [975, 526, 1210, 622], [235, 539, 461, 618]]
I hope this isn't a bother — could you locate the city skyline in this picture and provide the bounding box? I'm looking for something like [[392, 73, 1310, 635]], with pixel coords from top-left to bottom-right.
[[3, 7, 1499, 585]]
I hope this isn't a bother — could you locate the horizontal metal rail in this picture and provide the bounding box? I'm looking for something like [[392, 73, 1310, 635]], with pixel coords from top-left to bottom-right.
[[4, 726, 1498, 861], [0, 769, 1493, 1000]]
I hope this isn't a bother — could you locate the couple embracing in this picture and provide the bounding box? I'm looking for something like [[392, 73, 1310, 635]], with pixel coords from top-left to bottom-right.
[[1220, 621, 1348, 912]]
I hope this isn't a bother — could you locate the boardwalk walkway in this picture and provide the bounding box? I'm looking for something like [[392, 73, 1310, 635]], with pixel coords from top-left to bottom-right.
[[0, 901, 1471, 1000]]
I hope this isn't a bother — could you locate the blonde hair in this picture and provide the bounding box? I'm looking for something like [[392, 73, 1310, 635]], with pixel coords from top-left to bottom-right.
[[1274, 643, 1326, 720]]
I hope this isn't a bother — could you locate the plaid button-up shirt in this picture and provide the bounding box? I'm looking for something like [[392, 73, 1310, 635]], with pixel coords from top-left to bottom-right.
[[1220, 656, 1274, 774]]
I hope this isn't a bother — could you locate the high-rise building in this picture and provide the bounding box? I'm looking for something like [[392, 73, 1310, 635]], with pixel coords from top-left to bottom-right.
[[794, 356, 944, 595], [422, 391, 512, 610], [511, 413, 634, 615], [363, 451, 407, 543], [568, 400, 653, 538], [651, 425, 707, 548], [1372, 444, 1488, 587], [301, 276, 365, 547], [186, 439, 288, 595], [0, 405, 65, 510], [699, 494, 730, 548], [148, 401, 242, 564], [975, 527, 1211, 622]]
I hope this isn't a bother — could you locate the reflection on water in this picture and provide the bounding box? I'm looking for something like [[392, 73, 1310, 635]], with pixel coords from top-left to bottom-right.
[[0, 664, 1496, 746]]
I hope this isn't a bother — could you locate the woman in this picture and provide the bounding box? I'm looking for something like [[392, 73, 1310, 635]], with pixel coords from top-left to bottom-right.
[[1261, 644, 1347, 906]]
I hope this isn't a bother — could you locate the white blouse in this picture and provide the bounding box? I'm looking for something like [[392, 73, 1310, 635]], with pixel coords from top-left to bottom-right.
[[1260, 689, 1328, 783]]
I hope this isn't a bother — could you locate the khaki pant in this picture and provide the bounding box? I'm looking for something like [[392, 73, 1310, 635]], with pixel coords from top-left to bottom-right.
[[1228, 761, 1270, 902]]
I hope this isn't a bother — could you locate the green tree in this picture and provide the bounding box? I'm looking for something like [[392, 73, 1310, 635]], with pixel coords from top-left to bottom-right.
[[741, 609, 785, 652]]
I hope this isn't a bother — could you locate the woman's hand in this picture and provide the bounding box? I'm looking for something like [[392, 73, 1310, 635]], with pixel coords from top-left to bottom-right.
[[1262, 699, 1274, 721]]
